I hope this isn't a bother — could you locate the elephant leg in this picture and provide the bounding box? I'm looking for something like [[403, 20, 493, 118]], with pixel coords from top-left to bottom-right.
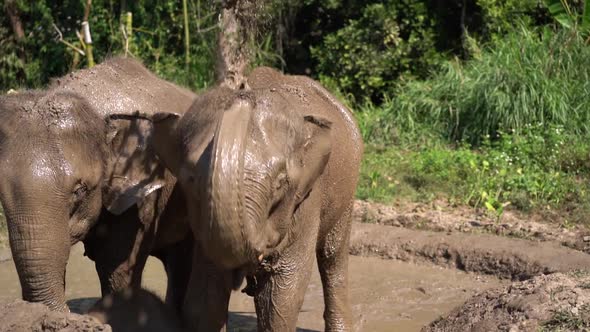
[[182, 244, 233, 332], [152, 234, 194, 314], [253, 247, 315, 331], [254, 209, 319, 332], [84, 207, 156, 295], [316, 203, 354, 332]]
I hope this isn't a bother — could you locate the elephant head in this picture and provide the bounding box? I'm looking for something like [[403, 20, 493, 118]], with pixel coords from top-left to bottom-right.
[[0, 90, 167, 311], [133, 86, 333, 270]]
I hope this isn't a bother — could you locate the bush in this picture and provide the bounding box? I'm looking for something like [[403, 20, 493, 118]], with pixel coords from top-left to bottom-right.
[[358, 122, 590, 222], [371, 26, 590, 145], [0, 0, 218, 92], [311, 0, 440, 103]]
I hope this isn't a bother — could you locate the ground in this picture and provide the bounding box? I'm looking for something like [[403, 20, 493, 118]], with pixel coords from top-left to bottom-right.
[[1, 200, 590, 331], [0, 300, 109, 332], [424, 272, 590, 332]]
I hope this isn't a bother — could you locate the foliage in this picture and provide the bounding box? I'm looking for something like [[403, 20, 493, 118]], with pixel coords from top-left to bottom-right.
[[310, 1, 440, 103], [544, 0, 590, 34], [476, 0, 547, 37], [0, 0, 219, 92], [0, 209, 5, 247], [365, 26, 590, 145], [358, 123, 590, 223]]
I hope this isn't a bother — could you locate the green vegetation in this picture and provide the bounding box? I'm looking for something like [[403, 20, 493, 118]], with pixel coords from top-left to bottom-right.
[[0, 0, 220, 91], [360, 27, 590, 145], [357, 24, 590, 223], [358, 126, 590, 222], [541, 304, 590, 331]]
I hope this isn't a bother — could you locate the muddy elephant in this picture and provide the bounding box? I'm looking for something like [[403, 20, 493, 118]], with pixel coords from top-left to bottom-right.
[[88, 288, 186, 332], [0, 57, 195, 312], [131, 67, 363, 331]]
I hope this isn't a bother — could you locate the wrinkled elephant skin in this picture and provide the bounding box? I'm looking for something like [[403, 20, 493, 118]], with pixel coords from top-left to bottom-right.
[[142, 67, 363, 331], [0, 58, 195, 312]]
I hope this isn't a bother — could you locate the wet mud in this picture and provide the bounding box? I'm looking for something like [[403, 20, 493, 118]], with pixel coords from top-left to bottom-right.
[[350, 222, 590, 280], [0, 242, 502, 331], [2, 221, 590, 331]]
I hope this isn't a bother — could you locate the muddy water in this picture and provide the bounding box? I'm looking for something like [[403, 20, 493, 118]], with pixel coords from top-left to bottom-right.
[[0, 244, 504, 331]]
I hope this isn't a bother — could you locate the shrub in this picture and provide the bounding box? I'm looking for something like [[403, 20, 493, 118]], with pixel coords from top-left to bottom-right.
[[311, 0, 440, 103], [373, 26, 590, 145], [358, 122, 590, 222]]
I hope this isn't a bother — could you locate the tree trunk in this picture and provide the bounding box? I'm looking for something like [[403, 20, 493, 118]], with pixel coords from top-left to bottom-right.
[[216, 0, 252, 89], [5, 0, 25, 41]]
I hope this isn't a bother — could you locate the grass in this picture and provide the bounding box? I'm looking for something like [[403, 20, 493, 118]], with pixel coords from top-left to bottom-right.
[[356, 120, 590, 224], [541, 305, 590, 331], [362, 26, 590, 146], [354, 25, 590, 225]]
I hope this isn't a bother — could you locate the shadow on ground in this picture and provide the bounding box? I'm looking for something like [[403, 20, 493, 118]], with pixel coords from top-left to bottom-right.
[[67, 298, 318, 332], [228, 312, 318, 332]]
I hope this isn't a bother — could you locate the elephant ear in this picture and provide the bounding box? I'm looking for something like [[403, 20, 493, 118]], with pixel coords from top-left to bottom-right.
[[288, 115, 333, 204], [103, 114, 178, 215], [148, 112, 183, 175]]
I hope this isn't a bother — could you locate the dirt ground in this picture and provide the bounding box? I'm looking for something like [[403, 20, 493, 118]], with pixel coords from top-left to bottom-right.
[[424, 272, 590, 332], [2, 201, 590, 331], [0, 300, 109, 332], [353, 200, 590, 254]]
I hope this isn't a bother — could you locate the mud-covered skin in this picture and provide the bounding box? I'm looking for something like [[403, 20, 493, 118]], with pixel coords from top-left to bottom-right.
[[146, 67, 363, 331], [0, 57, 195, 312]]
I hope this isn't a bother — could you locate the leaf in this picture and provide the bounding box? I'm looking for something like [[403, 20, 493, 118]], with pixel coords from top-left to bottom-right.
[[545, 0, 575, 28], [485, 201, 496, 212], [582, 0, 590, 31]]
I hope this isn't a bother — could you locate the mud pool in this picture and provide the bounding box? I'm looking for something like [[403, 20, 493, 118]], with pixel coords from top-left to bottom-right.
[[0, 243, 504, 331]]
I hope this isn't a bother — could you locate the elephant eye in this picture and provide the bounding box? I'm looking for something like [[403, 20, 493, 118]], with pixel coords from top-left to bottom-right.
[[274, 173, 287, 190], [73, 182, 88, 199]]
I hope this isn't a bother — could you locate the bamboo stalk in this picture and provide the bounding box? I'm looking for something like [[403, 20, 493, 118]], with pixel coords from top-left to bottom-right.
[[183, 0, 191, 77], [82, 0, 94, 67], [126, 11, 133, 54]]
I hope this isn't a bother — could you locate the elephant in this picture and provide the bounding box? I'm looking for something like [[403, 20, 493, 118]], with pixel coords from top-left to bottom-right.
[[130, 67, 363, 331], [0, 57, 195, 312], [88, 288, 186, 332]]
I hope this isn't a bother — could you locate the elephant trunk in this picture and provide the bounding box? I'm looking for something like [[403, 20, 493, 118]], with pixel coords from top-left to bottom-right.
[[200, 100, 262, 270], [7, 207, 70, 311]]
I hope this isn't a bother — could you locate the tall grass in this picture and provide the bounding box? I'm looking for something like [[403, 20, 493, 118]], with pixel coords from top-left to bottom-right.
[[364, 26, 590, 145]]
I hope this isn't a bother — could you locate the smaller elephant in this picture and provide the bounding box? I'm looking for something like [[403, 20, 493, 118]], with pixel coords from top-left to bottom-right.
[[0, 57, 194, 312], [88, 288, 185, 332], [123, 67, 364, 331]]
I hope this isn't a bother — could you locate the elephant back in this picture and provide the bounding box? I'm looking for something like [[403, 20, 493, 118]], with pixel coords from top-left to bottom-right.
[[48, 57, 196, 118]]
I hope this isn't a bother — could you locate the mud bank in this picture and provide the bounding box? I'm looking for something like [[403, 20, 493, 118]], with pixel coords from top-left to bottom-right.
[[350, 222, 590, 280], [0, 300, 108, 332], [423, 272, 590, 332], [353, 200, 590, 253]]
